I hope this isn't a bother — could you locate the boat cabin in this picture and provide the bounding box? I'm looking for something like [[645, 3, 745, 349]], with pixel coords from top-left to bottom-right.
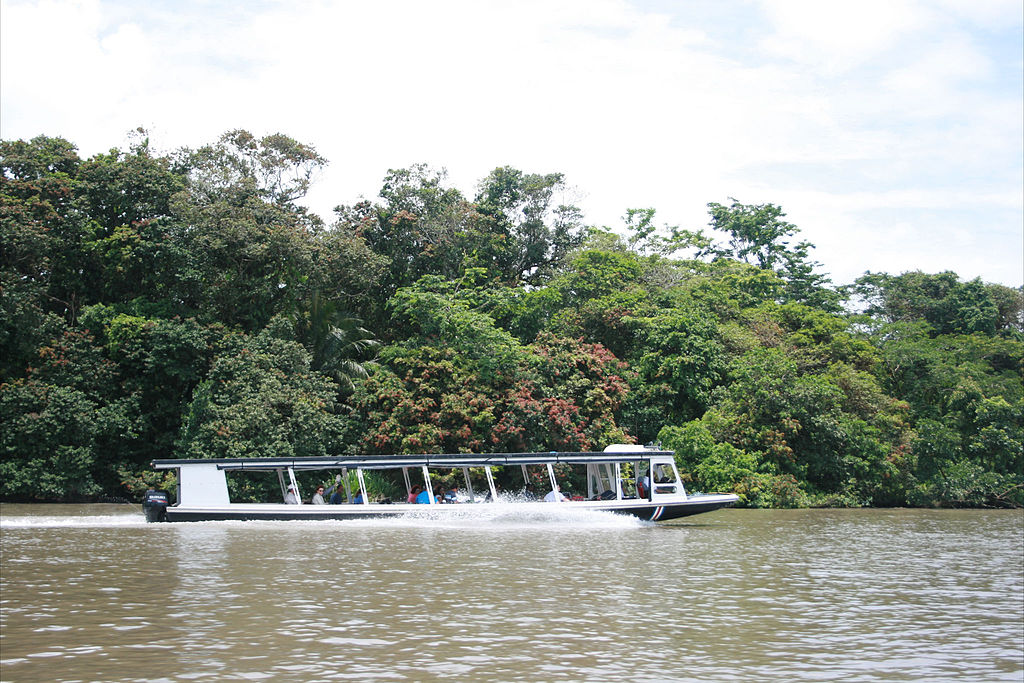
[[152, 446, 687, 508]]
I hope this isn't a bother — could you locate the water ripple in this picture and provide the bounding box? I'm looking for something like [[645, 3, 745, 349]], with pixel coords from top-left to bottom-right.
[[0, 506, 1021, 681]]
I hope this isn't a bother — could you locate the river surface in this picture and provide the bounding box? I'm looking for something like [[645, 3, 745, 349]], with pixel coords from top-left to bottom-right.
[[1, 505, 1021, 682]]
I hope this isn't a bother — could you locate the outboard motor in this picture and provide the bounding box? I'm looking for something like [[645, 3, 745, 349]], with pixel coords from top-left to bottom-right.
[[142, 489, 170, 523]]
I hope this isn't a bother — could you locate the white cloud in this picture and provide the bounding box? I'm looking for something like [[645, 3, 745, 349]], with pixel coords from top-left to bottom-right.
[[1, 0, 1021, 287], [757, 0, 926, 72]]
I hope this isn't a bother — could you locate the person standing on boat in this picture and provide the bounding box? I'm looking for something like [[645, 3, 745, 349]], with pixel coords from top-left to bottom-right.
[[311, 485, 326, 505]]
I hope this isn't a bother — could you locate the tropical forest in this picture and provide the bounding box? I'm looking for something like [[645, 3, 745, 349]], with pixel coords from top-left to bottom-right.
[[2, 131, 1021, 508]]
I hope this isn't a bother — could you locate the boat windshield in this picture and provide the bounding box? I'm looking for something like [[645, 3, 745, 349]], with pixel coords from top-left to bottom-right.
[[651, 461, 681, 495]]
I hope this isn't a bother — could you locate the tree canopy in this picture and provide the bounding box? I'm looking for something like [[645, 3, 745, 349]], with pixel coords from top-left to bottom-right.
[[2, 131, 1020, 507]]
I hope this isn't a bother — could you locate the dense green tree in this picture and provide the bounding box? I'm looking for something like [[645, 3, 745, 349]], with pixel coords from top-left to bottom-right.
[[869, 322, 1024, 506], [700, 199, 838, 310], [853, 271, 1015, 336], [185, 129, 326, 208], [703, 199, 802, 270], [2, 129, 1020, 509], [474, 166, 585, 285], [0, 380, 104, 499], [0, 326, 143, 496], [343, 278, 630, 454], [1, 136, 90, 323], [172, 181, 322, 331], [177, 328, 346, 460], [344, 165, 479, 303], [290, 292, 380, 392], [623, 305, 725, 442]]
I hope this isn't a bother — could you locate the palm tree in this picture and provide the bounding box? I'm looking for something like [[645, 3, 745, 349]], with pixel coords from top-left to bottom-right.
[[295, 291, 380, 392]]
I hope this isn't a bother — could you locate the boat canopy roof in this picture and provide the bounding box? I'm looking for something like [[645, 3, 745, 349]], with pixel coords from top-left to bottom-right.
[[151, 449, 674, 472]]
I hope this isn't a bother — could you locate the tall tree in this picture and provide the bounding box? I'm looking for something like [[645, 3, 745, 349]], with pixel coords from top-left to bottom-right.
[[853, 271, 1009, 336], [474, 166, 584, 285], [701, 199, 837, 310]]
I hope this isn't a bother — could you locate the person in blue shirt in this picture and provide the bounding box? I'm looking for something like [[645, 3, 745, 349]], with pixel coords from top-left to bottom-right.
[[329, 487, 345, 504], [352, 490, 365, 504], [415, 488, 432, 504], [324, 475, 346, 504]]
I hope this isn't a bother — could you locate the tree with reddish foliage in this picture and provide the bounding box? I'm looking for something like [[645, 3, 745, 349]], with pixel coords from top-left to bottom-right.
[[342, 284, 632, 454]]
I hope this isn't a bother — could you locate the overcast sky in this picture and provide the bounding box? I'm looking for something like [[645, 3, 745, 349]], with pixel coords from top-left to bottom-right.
[[2, 0, 1022, 287]]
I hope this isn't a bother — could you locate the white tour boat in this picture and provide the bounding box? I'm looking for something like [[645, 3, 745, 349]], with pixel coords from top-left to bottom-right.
[[142, 444, 739, 523]]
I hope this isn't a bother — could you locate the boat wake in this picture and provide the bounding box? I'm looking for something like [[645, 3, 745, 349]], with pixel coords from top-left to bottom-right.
[[0, 504, 649, 530], [0, 514, 148, 529], [357, 503, 649, 529]]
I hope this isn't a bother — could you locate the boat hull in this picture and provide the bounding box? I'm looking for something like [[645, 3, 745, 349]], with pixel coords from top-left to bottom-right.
[[160, 495, 737, 523]]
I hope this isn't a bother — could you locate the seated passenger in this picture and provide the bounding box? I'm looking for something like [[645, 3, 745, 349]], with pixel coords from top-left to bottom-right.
[[415, 487, 432, 504], [329, 487, 345, 505], [352, 490, 365, 504], [544, 487, 568, 502], [284, 486, 299, 505], [637, 475, 649, 498], [311, 485, 326, 505], [407, 485, 422, 503], [324, 474, 343, 504]]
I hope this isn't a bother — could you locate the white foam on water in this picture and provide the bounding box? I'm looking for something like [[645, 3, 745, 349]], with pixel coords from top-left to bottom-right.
[[364, 503, 648, 529], [1, 503, 650, 530], [213, 504, 650, 530], [0, 514, 148, 529]]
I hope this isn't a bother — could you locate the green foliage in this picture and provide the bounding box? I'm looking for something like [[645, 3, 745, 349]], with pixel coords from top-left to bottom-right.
[[185, 129, 326, 207], [704, 199, 802, 270], [290, 292, 379, 392], [659, 421, 756, 489], [474, 166, 585, 285], [0, 380, 103, 499], [700, 199, 838, 310], [344, 330, 630, 455], [853, 271, 1017, 336], [177, 331, 345, 459], [347, 164, 479, 302], [1, 129, 1019, 509]]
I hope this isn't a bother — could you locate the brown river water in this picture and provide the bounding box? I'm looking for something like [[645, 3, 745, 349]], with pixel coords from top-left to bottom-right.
[[1, 504, 1021, 682]]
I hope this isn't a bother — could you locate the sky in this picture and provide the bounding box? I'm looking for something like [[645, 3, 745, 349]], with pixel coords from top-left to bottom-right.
[[2, 0, 1022, 287]]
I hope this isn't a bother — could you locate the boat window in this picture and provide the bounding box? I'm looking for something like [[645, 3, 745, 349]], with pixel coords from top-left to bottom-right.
[[587, 463, 617, 500], [651, 462, 680, 495], [222, 469, 286, 503], [653, 463, 676, 484]]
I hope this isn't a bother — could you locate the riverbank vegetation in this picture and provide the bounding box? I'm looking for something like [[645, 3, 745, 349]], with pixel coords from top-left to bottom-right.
[[2, 131, 1021, 507]]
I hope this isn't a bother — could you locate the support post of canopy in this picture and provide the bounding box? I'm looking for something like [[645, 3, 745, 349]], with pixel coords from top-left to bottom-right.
[[421, 465, 435, 504], [484, 466, 497, 502], [614, 462, 623, 500], [402, 467, 411, 499], [462, 467, 475, 502], [546, 463, 558, 496], [287, 467, 302, 504], [355, 468, 369, 504], [521, 464, 529, 488], [277, 469, 287, 501], [341, 467, 352, 503]]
